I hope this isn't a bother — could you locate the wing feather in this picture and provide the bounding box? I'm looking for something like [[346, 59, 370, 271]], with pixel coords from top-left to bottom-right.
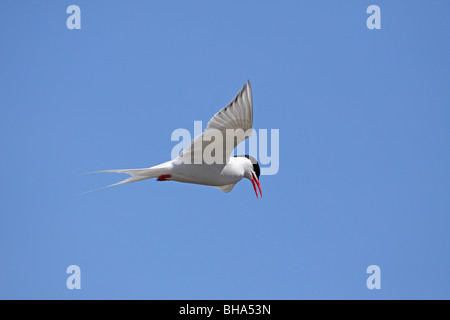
[[177, 80, 254, 164]]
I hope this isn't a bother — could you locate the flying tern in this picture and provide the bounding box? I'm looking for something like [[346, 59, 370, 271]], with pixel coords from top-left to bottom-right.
[[94, 80, 262, 198]]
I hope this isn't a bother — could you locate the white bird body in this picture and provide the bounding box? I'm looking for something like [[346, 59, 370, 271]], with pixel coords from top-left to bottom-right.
[[94, 80, 262, 198], [145, 156, 250, 184]]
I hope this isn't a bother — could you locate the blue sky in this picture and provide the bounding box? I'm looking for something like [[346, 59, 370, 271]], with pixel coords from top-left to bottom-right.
[[1, 1, 449, 299]]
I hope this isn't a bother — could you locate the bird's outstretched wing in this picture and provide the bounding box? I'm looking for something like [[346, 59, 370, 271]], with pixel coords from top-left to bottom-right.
[[177, 80, 253, 165]]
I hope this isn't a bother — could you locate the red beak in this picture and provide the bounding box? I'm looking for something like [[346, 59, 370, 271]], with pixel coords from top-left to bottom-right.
[[251, 173, 262, 199]]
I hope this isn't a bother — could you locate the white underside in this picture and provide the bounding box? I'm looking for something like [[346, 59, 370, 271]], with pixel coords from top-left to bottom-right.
[[165, 156, 247, 187]]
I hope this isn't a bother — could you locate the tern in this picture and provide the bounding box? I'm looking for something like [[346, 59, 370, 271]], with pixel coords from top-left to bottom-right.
[[94, 80, 262, 198]]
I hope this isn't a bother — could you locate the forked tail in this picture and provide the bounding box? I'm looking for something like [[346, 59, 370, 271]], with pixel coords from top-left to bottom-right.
[[84, 162, 171, 194], [95, 168, 164, 187]]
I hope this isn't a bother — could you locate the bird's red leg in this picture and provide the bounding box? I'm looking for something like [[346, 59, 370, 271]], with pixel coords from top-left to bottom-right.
[[157, 174, 172, 181]]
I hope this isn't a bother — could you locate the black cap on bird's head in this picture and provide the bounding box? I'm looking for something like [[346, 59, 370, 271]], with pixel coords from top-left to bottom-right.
[[235, 155, 262, 199], [244, 154, 260, 180]]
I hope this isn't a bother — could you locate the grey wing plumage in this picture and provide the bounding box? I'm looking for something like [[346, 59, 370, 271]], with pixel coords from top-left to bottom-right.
[[177, 80, 254, 164]]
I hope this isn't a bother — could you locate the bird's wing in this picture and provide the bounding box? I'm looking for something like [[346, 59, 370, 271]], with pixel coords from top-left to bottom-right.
[[177, 80, 253, 164]]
